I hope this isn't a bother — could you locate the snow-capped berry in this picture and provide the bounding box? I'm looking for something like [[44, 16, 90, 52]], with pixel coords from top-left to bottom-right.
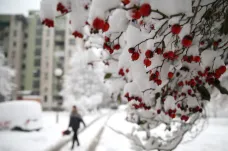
[[131, 52, 140, 61], [114, 44, 120, 50], [93, 17, 105, 30], [139, 3, 151, 17], [168, 72, 174, 79], [128, 48, 135, 53], [102, 22, 110, 32], [145, 50, 153, 58], [131, 9, 141, 20], [182, 35, 193, 47], [171, 24, 181, 35], [144, 58, 151, 67], [188, 89, 192, 95]]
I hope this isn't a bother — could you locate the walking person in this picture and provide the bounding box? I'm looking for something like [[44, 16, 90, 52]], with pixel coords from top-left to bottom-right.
[[68, 105, 86, 150]]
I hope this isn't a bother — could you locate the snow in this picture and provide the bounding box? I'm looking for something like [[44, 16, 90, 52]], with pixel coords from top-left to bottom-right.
[[0, 111, 104, 151]]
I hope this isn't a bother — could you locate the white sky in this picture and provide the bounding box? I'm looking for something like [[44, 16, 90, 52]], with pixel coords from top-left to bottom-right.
[[0, 0, 41, 16]]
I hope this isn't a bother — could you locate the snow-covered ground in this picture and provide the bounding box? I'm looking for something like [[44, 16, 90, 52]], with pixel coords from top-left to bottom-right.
[[0, 107, 228, 151], [0, 110, 106, 151], [96, 110, 228, 151]]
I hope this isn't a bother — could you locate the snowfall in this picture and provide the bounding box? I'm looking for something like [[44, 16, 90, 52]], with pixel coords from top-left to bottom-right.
[[0, 104, 227, 151]]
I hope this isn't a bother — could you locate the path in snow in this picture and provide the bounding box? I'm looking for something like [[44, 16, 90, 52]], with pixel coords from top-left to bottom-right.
[[60, 113, 113, 151]]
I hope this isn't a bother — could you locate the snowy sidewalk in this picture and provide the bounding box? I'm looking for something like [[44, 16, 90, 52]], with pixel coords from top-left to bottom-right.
[[60, 113, 112, 151]]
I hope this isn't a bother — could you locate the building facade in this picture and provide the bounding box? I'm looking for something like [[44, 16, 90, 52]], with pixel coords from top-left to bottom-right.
[[0, 12, 77, 109]]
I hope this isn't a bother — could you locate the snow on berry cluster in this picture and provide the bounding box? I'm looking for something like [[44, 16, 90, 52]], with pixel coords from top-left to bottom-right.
[[40, 0, 228, 150]]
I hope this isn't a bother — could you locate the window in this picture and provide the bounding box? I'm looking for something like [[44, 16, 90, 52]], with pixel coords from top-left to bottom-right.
[[14, 30, 17, 37], [20, 85, 24, 90], [36, 28, 42, 36], [21, 64, 26, 69], [36, 38, 41, 45], [32, 91, 40, 95], [33, 70, 40, 77], [44, 95, 47, 102], [22, 53, 26, 59], [24, 33, 28, 38], [33, 81, 40, 88], [23, 43, 27, 49], [35, 48, 41, 56], [69, 39, 75, 45], [34, 59, 41, 66], [13, 42, 17, 47]]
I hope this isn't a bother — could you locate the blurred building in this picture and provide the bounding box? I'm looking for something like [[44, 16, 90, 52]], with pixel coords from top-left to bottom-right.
[[0, 11, 77, 110]]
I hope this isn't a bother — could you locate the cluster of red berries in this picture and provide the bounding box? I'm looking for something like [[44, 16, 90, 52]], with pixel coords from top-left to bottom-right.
[[42, 18, 54, 28], [163, 51, 178, 60], [57, 2, 69, 14], [183, 55, 201, 63], [103, 37, 121, 54], [92, 17, 109, 32], [72, 31, 83, 38], [189, 106, 203, 113], [128, 48, 140, 61], [118, 68, 129, 76], [131, 3, 151, 20], [144, 50, 153, 67], [181, 115, 189, 122], [149, 71, 162, 85], [215, 65, 226, 78], [166, 109, 177, 119]]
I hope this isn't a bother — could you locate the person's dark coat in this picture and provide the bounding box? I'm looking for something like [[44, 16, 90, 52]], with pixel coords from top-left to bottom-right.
[[68, 112, 86, 130]]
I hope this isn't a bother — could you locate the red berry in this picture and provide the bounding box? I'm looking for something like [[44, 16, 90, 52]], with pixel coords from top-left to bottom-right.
[[109, 49, 114, 54], [155, 48, 162, 54], [122, 0, 130, 5], [188, 89, 192, 95], [155, 79, 162, 85], [126, 69, 129, 73], [178, 81, 184, 87], [171, 24, 181, 35], [182, 35, 193, 47], [219, 65, 226, 74], [72, 31, 83, 38], [193, 56, 201, 62], [145, 50, 153, 58], [93, 17, 105, 30], [131, 52, 140, 61], [118, 68, 125, 76], [177, 104, 181, 108], [128, 48, 135, 53], [124, 92, 129, 98], [168, 51, 175, 59], [144, 58, 151, 67], [157, 109, 161, 114], [105, 36, 110, 42], [168, 72, 174, 79], [42, 19, 54, 28], [200, 41, 205, 45], [139, 3, 151, 17], [170, 113, 176, 119], [213, 41, 219, 47], [155, 71, 160, 77], [132, 9, 141, 20], [163, 52, 169, 58], [102, 22, 109, 32], [114, 44, 120, 50]]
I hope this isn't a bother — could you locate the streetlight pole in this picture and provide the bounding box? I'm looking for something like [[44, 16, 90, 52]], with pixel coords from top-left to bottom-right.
[[54, 68, 63, 124]]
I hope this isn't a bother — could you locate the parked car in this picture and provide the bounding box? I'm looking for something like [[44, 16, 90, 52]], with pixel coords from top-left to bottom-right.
[[0, 100, 42, 131]]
